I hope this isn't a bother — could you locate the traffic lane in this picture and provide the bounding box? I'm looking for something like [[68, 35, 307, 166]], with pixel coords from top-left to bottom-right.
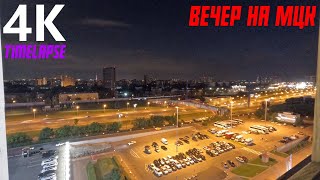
[[9, 153, 43, 180], [6, 107, 203, 134]]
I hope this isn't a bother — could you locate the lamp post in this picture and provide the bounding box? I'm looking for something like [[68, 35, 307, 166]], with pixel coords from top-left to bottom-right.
[[103, 104, 107, 113], [264, 99, 268, 121], [127, 102, 129, 110], [147, 102, 150, 108], [175, 106, 179, 152], [32, 108, 36, 119], [76, 106, 79, 116], [133, 104, 137, 111], [230, 101, 233, 128]]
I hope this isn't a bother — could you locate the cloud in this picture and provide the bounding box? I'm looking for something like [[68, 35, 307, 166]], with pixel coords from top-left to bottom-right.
[[79, 18, 131, 28]]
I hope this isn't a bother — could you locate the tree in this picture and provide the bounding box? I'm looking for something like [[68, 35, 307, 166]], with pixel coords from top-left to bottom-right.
[[87, 122, 105, 134], [39, 127, 54, 140], [150, 116, 165, 127], [55, 125, 73, 138], [108, 168, 121, 180], [254, 108, 264, 119], [7, 133, 32, 146], [132, 118, 148, 129], [74, 119, 79, 126], [107, 122, 122, 132]]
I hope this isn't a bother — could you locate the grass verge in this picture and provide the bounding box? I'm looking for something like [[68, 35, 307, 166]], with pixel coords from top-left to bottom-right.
[[232, 157, 278, 177], [232, 164, 268, 177], [87, 156, 129, 180], [86, 162, 97, 180], [270, 150, 289, 158]]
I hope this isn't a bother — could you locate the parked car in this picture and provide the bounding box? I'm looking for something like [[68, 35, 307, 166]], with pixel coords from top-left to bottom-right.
[[161, 146, 168, 151], [128, 141, 136, 145], [227, 160, 236, 167]]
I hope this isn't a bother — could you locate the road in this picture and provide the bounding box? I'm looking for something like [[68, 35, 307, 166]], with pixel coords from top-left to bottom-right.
[[5, 106, 210, 134]]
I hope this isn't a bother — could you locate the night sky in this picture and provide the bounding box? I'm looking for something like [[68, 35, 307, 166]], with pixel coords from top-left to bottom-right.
[[1, 0, 319, 81]]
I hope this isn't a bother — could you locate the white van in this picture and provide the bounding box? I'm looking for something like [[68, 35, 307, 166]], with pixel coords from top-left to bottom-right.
[[244, 138, 253, 146], [161, 138, 168, 145]]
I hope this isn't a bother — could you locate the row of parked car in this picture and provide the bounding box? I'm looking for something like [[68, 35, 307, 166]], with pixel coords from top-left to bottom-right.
[[149, 148, 206, 177], [204, 141, 235, 157], [208, 128, 254, 146], [38, 150, 58, 180], [279, 135, 300, 143]]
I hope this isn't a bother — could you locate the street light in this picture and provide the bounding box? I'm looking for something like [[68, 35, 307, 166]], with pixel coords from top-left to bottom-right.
[[175, 106, 179, 153], [32, 108, 36, 119], [230, 101, 234, 128], [264, 99, 269, 123], [103, 104, 107, 113], [133, 104, 137, 111], [76, 106, 79, 116], [126, 102, 130, 110], [147, 102, 150, 108]]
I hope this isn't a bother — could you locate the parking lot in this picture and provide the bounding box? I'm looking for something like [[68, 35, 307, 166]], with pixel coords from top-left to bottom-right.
[[113, 118, 313, 180], [8, 143, 69, 180]]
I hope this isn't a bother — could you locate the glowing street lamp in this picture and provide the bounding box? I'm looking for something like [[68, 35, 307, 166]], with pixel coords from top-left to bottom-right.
[[76, 106, 79, 116], [103, 104, 107, 113], [133, 104, 137, 111], [147, 102, 150, 108], [32, 108, 36, 119], [126, 102, 130, 110]]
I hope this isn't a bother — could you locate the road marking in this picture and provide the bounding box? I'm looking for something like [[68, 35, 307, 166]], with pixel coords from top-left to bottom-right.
[[130, 149, 140, 158], [134, 147, 146, 158], [241, 147, 262, 155], [27, 164, 39, 168]]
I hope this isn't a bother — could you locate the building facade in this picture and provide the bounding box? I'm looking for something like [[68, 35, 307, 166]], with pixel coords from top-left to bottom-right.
[[103, 67, 116, 91]]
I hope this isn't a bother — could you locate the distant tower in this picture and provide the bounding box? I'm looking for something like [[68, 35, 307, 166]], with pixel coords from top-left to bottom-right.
[[102, 66, 116, 92], [95, 73, 98, 81]]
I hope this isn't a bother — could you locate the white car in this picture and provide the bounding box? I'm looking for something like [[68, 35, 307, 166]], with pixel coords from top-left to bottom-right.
[[162, 157, 169, 164], [41, 160, 57, 166], [41, 174, 56, 180], [174, 162, 182, 169], [128, 141, 136, 145], [165, 165, 172, 173], [149, 163, 156, 171], [187, 157, 194, 164], [55, 143, 65, 147], [153, 168, 163, 177], [42, 162, 58, 168], [184, 159, 190, 166], [41, 166, 57, 173], [236, 156, 245, 163], [161, 167, 168, 175]]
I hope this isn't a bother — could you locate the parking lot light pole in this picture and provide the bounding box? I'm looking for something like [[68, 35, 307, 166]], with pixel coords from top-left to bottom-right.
[[32, 108, 36, 119], [175, 106, 179, 152], [230, 101, 233, 128], [76, 106, 79, 116], [264, 99, 268, 121], [103, 104, 107, 113]]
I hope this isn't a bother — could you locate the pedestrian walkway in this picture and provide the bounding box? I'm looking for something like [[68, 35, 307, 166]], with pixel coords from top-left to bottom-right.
[[242, 147, 262, 155]]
